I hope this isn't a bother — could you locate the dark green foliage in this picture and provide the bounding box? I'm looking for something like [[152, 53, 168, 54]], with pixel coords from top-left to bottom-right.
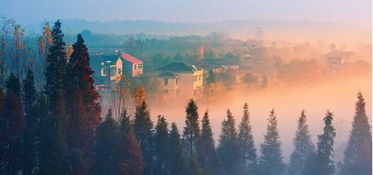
[[94, 109, 118, 175], [0, 74, 24, 175], [169, 123, 184, 175], [183, 99, 200, 157], [340, 92, 372, 175], [198, 110, 220, 175], [304, 111, 336, 175], [22, 70, 38, 175], [288, 110, 315, 175], [218, 110, 240, 174], [38, 95, 67, 175], [134, 101, 154, 175], [258, 109, 285, 175], [116, 110, 144, 175], [154, 115, 170, 175], [45, 20, 67, 114], [238, 103, 257, 174]]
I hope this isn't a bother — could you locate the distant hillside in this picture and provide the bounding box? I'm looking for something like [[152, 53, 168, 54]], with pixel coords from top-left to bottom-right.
[[25, 19, 371, 43]]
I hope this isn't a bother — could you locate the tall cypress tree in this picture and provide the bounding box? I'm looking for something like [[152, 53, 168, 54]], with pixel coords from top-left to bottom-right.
[[116, 110, 144, 175], [258, 109, 285, 175], [238, 103, 257, 174], [154, 115, 170, 175], [134, 101, 154, 175], [94, 109, 118, 175], [40, 20, 67, 175], [288, 110, 315, 175], [0, 88, 5, 173], [199, 110, 220, 175], [169, 123, 184, 175], [304, 111, 336, 175], [1, 74, 24, 175], [66, 33, 101, 130], [182, 99, 203, 175], [183, 99, 200, 157], [340, 92, 371, 175], [45, 20, 66, 113], [22, 69, 38, 175], [217, 109, 240, 174]]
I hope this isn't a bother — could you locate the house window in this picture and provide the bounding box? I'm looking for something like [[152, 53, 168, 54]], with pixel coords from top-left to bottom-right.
[[134, 64, 137, 70], [110, 66, 117, 76], [118, 68, 122, 75], [164, 78, 168, 85], [176, 78, 178, 85], [101, 68, 107, 76], [138, 64, 143, 69]]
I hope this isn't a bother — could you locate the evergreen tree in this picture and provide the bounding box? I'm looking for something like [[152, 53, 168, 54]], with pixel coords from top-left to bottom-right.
[[38, 95, 67, 175], [258, 109, 285, 175], [22, 70, 38, 175], [134, 101, 154, 175], [340, 92, 371, 175], [238, 103, 257, 174], [217, 109, 240, 174], [94, 109, 118, 175], [116, 110, 144, 175], [288, 110, 315, 175], [0, 88, 5, 173], [66, 88, 90, 175], [199, 110, 220, 175], [40, 20, 68, 175], [154, 115, 170, 175], [169, 123, 184, 175], [45, 20, 67, 114], [183, 99, 200, 157], [66, 33, 101, 130], [1, 74, 24, 175], [304, 111, 336, 175]]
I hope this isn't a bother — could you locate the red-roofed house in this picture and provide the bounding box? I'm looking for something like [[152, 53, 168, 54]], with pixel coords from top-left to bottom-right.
[[121, 52, 144, 77]]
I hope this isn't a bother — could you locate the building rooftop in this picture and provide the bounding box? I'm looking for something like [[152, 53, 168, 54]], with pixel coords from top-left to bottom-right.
[[121, 52, 143, 64], [158, 62, 201, 72]]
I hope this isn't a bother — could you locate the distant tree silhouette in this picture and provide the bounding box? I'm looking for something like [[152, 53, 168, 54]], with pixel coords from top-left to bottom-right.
[[258, 109, 285, 175], [288, 110, 315, 175], [340, 93, 372, 175], [238, 103, 257, 174]]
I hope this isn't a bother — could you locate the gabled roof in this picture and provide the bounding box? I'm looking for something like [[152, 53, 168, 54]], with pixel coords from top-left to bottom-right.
[[121, 52, 143, 64], [158, 62, 201, 72], [158, 71, 177, 78]]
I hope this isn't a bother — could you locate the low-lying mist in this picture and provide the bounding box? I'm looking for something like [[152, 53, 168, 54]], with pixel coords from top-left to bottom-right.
[[149, 71, 371, 162]]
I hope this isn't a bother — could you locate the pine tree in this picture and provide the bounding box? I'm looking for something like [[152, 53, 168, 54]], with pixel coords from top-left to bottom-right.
[[258, 109, 285, 175], [169, 123, 184, 175], [22, 69, 38, 175], [39, 20, 69, 175], [116, 110, 144, 175], [134, 101, 154, 175], [340, 92, 372, 175], [94, 109, 118, 175], [154, 115, 170, 175], [0, 88, 5, 173], [238, 103, 257, 174], [0, 74, 24, 175], [66, 34, 101, 130], [66, 88, 90, 175], [217, 109, 240, 174], [38, 94, 67, 175], [183, 99, 200, 157], [288, 110, 315, 175], [199, 110, 220, 175], [45, 20, 67, 114], [304, 111, 336, 175]]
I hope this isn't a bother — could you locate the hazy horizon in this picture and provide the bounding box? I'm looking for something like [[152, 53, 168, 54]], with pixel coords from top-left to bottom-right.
[[1, 0, 371, 27]]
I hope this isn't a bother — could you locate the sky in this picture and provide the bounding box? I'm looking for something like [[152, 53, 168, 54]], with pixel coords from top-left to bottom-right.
[[0, 0, 371, 26]]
